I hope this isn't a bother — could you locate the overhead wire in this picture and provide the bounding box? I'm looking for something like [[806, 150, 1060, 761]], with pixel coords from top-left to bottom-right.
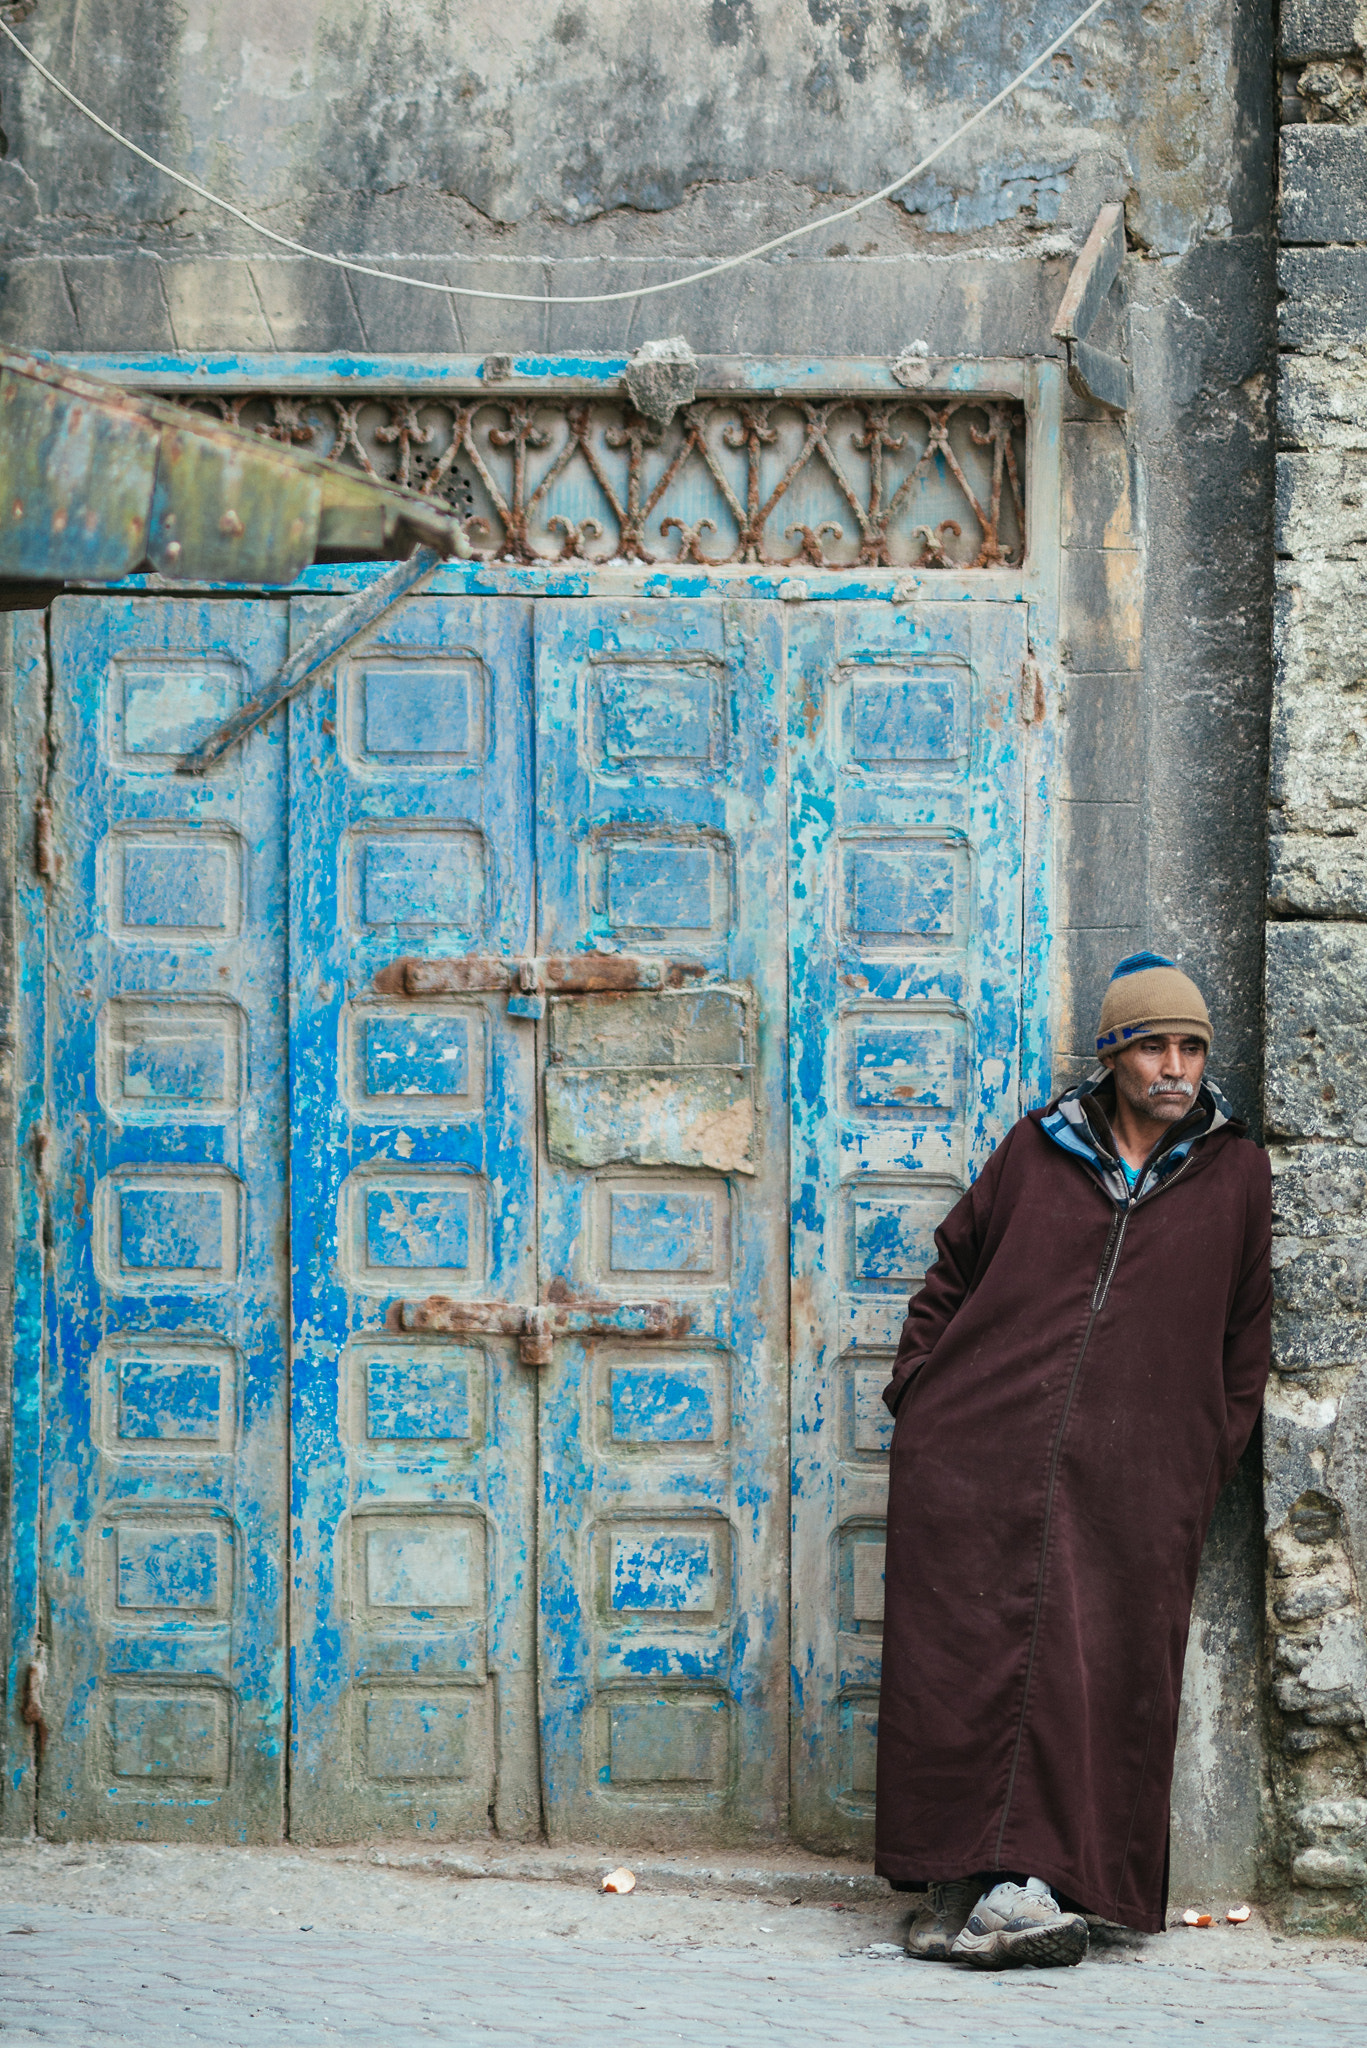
[[0, 3, 1110, 310]]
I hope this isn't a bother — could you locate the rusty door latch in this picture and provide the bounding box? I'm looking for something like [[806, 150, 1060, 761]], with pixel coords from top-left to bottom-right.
[[21, 1661, 46, 1754], [33, 796, 55, 882], [375, 950, 706, 1019], [400, 1290, 694, 1365]]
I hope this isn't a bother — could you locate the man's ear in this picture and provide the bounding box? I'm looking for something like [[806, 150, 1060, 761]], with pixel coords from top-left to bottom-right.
[[1099, 1051, 1116, 1072]]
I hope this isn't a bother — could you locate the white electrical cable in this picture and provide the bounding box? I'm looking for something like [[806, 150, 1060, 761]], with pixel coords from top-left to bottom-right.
[[0, 3, 1109, 310]]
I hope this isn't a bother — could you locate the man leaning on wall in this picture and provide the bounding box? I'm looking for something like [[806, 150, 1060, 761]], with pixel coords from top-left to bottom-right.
[[875, 953, 1273, 1967]]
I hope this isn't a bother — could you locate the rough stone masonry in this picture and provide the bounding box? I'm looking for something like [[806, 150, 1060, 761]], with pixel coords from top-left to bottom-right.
[[1267, 0, 1367, 1935]]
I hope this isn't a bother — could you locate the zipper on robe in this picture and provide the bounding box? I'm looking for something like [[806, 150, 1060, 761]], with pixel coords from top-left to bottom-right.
[[1092, 1207, 1129, 1312], [994, 1197, 1131, 1860], [994, 1141, 1203, 1863]]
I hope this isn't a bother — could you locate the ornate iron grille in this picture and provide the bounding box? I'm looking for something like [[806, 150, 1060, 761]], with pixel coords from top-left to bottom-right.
[[171, 390, 1027, 571]]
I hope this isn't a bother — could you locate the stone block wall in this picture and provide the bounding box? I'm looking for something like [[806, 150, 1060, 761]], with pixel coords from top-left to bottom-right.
[[1051, 384, 1150, 1099], [1269, 0, 1367, 1930]]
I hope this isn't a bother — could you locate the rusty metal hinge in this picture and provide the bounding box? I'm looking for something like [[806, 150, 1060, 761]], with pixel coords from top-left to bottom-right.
[[21, 1661, 47, 1754], [400, 1291, 695, 1365], [1020, 654, 1047, 724], [30, 1119, 52, 1185], [33, 795, 55, 880]]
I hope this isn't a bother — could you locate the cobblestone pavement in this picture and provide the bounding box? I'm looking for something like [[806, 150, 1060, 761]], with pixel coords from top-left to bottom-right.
[[0, 1846, 1364, 2046]]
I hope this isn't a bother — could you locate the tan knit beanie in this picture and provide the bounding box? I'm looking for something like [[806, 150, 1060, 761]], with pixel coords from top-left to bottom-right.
[[1095, 951, 1212, 1056]]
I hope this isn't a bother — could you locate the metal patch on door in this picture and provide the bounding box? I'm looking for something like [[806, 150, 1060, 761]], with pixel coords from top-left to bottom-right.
[[544, 990, 755, 1175]]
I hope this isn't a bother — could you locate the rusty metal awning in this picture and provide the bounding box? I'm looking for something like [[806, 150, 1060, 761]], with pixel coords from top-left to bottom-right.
[[0, 347, 470, 585]]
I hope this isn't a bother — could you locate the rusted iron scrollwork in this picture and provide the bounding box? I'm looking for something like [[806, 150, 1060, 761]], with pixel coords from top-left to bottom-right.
[[170, 390, 1027, 572]]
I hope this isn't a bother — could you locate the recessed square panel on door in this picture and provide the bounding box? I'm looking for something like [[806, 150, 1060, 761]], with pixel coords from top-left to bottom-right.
[[346, 1001, 484, 1121], [841, 1008, 967, 1177], [97, 996, 246, 1123], [349, 1341, 484, 1455], [95, 1338, 238, 1457], [107, 660, 243, 767], [286, 594, 538, 1845], [535, 600, 788, 1847], [345, 660, 484, 770], [787, 604, 1027, 1851], [22, 597, 291, 1844], [591, 659, 724, 778], [840, 839, 970, 949]]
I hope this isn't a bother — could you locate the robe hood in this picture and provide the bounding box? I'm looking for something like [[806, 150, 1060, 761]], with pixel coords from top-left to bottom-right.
[[1037, 1071, 1244, 1207]]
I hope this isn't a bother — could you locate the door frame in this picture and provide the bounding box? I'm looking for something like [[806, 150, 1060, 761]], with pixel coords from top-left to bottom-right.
[[1, 353, 1062, 1840]]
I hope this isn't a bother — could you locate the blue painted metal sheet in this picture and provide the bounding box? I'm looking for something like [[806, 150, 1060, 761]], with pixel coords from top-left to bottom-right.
[[787, 602, 1027, 1850], [534, 602, 789, 1846], [285, 596, 540, 1842], [34, 597, 292, 1841]]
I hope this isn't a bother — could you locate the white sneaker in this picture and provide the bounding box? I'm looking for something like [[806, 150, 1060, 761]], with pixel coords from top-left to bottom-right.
[[903, 1878, 979, 1961], [949, 1876, 1089, 1969]]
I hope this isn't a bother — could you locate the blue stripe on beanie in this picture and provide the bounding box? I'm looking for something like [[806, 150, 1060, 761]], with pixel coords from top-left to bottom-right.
[[1110, 950, 1176, 980]]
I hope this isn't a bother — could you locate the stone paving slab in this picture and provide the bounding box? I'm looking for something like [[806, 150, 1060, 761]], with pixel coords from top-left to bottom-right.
[[1, 1909, 1366, 2048]]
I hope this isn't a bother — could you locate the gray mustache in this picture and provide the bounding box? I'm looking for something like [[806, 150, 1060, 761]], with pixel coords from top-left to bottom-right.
[[1148, 1077, 1194, 1098]]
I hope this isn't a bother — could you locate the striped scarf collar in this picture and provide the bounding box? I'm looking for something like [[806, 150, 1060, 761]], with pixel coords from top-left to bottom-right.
[[1039, 1070, 1240, 1207]]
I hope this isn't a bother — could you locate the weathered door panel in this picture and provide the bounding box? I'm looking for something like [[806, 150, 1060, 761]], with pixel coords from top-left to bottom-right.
[[534, 602, 789, 1845], [286, 597, 540, 1843], [19, 581, 1033, 1856], [4, 610, 50, 1838], [787, 603, 1027, 1850], [38, 597, 291, 1841]]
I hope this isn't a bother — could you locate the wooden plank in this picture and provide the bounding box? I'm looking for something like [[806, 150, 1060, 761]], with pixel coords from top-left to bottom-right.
[[285, 590, 540, 1845], [178, 548, 442, 773], [533, 598, 790, 1846], [1052, 202, 1126, 343]]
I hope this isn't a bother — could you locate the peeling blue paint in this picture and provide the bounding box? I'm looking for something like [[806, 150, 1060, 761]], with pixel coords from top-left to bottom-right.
[[9, 570, 1045, 1854], [786, 601, 1028, 1846], [288, 592, 540, 1842], [535, 599, 788, 1840], [19, 596, 293, 1840]]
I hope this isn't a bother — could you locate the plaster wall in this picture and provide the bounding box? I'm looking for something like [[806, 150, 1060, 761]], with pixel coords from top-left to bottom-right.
[[0, 0, 1275, 1898]]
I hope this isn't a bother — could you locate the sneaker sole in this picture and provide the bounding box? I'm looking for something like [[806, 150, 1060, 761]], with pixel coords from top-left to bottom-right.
[[951, 1917, 1089, 1970]]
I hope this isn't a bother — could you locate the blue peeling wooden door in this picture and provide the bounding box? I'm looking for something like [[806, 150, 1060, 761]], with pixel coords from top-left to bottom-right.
[[534, 602, 790, 1845], [34, 596, 291, 1841], [21, 586, 1030, 1853], [787, 602, 1028, 1850], [286, 597, 540, 1842]]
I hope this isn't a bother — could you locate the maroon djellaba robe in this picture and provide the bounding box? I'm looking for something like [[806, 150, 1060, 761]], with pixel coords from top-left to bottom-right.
[[875, 1075, 1272, 1934]]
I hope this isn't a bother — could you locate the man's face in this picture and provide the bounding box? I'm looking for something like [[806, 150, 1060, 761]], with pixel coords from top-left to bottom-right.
[[1104, 1033, 1208, 1125]]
